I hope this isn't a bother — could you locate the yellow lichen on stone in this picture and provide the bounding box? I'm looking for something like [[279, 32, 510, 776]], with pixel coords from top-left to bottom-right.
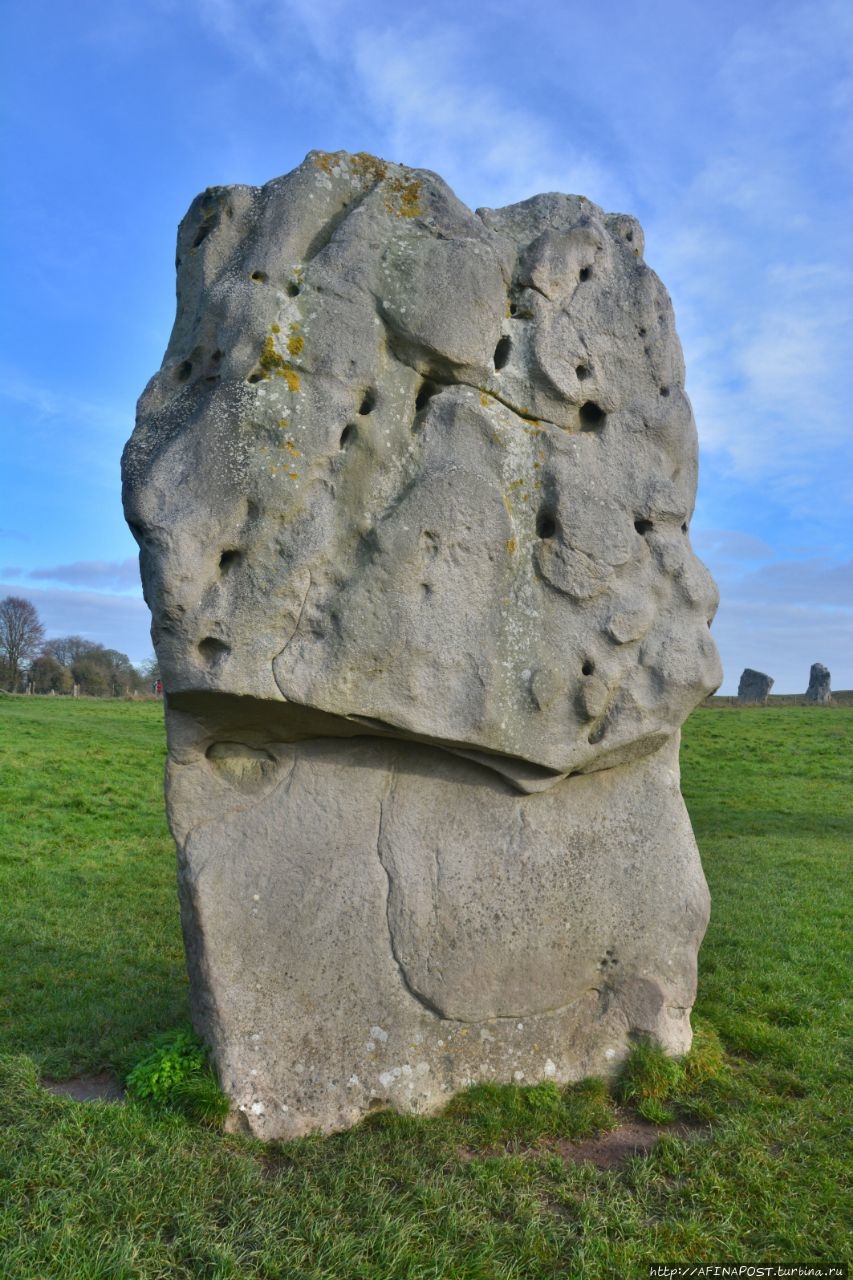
[[506, 537, 517, 555], [287, 323, 305, 358], [479, 392, 492, 407], [255, 331, 301, 390], [313, 151, 388, 187], [351, 152, 388, 185], [284, 440, 301, 457], [271, 323, 281, 334], [384, 174, 422, 218]]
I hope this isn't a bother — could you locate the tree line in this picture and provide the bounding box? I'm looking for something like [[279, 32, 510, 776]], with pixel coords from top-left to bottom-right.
[[0, 596, 158, 696]]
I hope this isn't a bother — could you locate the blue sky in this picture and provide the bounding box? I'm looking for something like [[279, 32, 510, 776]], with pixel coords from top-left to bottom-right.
[[1, 0, 850, 692]]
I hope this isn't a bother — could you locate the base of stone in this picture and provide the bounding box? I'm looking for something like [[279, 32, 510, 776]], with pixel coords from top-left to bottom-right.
[[167, 725, 708, 1139]]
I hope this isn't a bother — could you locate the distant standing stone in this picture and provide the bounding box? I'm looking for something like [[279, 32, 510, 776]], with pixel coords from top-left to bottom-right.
[[738, 669, 773, 705], [805, 663, 831, 704]]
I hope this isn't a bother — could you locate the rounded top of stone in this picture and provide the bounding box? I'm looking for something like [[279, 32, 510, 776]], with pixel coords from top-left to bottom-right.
[[123, 150, 721, 790]]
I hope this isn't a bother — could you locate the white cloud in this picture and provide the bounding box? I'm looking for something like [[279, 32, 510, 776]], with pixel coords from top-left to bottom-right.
[[693, 530, 776, 563], [29, 559, 141, 592], [0, 582, 152, 665], [711, 596, 852, 695], [348, 26, 622, 210], [0, 366, 132, 490], [725, 557, 853, 609]]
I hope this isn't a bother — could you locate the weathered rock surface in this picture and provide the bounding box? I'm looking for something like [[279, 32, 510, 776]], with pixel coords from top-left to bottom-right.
[[737, 668, 773, 705], [805, 663, 831, 704], [123, 151, 721, 1137]]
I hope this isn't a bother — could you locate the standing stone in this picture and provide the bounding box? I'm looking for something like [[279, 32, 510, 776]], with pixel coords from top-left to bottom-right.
[[122, 151, 722, 1138], [805, 663, 831, 704], [738, 669, 774, 705]]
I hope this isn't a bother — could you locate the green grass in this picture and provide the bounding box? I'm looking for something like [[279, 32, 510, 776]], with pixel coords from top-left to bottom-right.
[[0, 699, 850, 1277], [0, 698, 186, 1076]]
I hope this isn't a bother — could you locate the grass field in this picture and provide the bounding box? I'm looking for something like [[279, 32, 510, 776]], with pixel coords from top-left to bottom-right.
[[0, 697, 850, 1278]]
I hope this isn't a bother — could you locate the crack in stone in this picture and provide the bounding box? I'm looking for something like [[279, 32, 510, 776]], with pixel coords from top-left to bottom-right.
[[375, 759, 444, 1020], [272, 569, 312, 670]]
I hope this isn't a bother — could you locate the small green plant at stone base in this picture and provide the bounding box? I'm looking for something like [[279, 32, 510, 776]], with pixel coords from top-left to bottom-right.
[[445, 1075, 617, 1148], [125, 1028, 229, 1125], [615, 1023, 731, 1124], [616, 1036, 687, 1123]]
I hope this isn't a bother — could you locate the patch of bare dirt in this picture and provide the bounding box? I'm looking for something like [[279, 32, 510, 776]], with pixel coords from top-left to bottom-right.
[[458, 1118, 706, 1171], [552, 1119, 699, 1170], [42, 1073, 124, 1103]]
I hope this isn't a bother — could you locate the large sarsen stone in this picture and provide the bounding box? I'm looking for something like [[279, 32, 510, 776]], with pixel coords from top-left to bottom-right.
[[123, 152, 722, 1137]]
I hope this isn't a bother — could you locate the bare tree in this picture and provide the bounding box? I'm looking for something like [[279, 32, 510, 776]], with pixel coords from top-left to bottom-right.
[[41, 634, 93, 667], [0, 596, 45, 691]]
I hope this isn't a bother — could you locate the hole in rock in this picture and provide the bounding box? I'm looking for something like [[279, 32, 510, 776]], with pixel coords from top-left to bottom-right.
[[536, 511, 557, 539], [211, 350, 222, 363], [359, 389, 376, 415], [339, 423, 356, 448], [626, 230, 634, 243], [287, 282, 301, 297], [509, 303, 518, 316], [192, 225, 211, 249], [576, 365, 591, 381], [219, 549, 241, 572], [415, 380, 439, 412], [250, 270, 268, 282], [660, 386, 670, 397], [681, 522, 688, 534], [579, 266, 592, 282], [634, 518, 653, 535], [175, 256, 182, 269], [493, 335, 512, 370], [198, 637, 231, 665], [247, 372, 263, 384], [638, 326, 647, 337], [175, 361, 193, 382], [582, 660, 595, 677], [579, 401, 606, 429]]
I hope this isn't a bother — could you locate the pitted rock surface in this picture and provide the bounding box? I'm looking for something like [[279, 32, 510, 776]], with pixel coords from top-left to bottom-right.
[[124, 150, 721, 789], [123, 152, 721, 1137]]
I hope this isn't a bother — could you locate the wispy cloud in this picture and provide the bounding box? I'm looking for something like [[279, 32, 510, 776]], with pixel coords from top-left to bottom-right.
[[29, 559, 141, 592], [348, 27, 622, 210], [711, 595, 852, 694], [0, 366, 133, 492], [0, 582, 152, 664], [188, 0, 623, 208], [652, 2, 853, 523], [693, 530, 776, 563], [725, 557, 853, 610]]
